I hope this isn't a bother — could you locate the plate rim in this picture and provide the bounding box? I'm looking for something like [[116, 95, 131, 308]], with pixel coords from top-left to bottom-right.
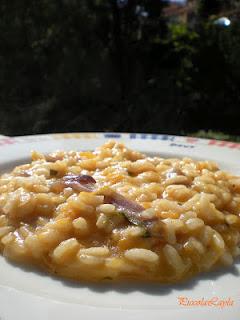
[[0, 132, 240, 320]]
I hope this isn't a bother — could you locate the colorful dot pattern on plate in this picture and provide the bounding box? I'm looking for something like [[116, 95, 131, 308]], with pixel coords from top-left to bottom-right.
[[1, 132, 240, 151]]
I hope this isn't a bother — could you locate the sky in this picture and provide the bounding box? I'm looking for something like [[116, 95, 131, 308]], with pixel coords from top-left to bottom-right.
[[167, 0, 187, 5]]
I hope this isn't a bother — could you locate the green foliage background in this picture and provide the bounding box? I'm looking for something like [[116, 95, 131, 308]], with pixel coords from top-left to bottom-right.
[[0, 0, 240, 137]]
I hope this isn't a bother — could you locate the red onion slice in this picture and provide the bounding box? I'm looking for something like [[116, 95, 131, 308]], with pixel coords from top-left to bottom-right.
[[104, 191, 163, 237], [50, 174, 96, 193], [104, 192, 144, 226], [50, 173, 163, 237], [62, 174, 96, 192]]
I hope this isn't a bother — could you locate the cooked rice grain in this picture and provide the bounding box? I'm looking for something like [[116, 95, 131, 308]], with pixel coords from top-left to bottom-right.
[[0, 141, 239, 283]]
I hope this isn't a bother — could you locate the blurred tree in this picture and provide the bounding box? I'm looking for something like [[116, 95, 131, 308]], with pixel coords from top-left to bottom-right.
[[181, 18, 240, 134], [198, 0, 234, 19], [0, 0, 240, 136], [163, 23, 198, 89], [0, 0, 171, 134]]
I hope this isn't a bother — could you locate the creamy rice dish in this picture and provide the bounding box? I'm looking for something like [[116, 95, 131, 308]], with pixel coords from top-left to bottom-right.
[[0, 141, 240, 283]]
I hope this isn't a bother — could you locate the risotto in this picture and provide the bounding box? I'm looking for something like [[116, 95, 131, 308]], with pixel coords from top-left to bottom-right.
[[0, 141, 240, 283]]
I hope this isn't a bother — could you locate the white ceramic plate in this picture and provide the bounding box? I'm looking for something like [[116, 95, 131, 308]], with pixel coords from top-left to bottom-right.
[[0, 133, 240, 320]]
